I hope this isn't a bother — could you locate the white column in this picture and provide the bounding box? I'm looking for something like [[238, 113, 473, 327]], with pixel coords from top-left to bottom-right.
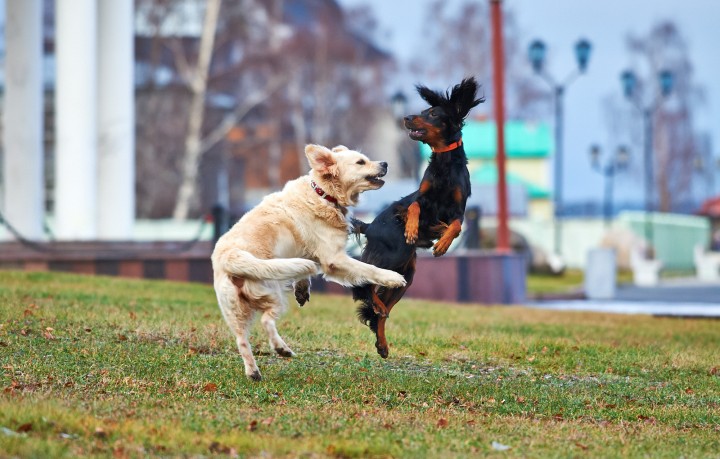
[[97, 0, 135, 240], [54, 0, 98, 239], [2, 0, 44, 240]]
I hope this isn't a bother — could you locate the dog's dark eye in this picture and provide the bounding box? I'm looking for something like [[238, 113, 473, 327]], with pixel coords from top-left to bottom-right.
[[356, 159, 366, 165], [429, 111, 437, 118]]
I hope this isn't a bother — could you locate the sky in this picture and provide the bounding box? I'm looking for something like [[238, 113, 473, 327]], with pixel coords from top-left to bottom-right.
[[336, 0, 720, 206]]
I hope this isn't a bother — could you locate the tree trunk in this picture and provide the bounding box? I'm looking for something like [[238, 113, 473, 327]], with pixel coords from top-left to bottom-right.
[[172, 0, 222, 220]]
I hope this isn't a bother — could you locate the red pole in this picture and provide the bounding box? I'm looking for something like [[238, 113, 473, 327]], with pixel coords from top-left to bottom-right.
[[491, 0, 511, 253]]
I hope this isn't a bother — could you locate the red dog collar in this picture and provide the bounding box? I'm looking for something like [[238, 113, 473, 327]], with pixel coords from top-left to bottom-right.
[[310, 180, 338, 204], [431, 138, 463, 153]]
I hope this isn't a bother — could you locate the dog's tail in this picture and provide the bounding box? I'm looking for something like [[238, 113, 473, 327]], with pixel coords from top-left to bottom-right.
[[217, 249, 318, 281], [352, 284, 379, 333]]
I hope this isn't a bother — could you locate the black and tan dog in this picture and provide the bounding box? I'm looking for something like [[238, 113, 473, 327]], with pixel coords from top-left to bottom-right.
[[352, 77, 483, 358]]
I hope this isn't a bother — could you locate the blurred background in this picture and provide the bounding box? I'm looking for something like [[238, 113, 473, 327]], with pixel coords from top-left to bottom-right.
[[1, 0, 720, 282]]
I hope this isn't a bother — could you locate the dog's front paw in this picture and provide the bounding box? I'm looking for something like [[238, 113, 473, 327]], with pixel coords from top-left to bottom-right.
[[275, 346, 295, 358], [294, 279, 311, 306], [381, 271, 407, 289], [404, 227, 418, 245], [433, 239, 451, 257]]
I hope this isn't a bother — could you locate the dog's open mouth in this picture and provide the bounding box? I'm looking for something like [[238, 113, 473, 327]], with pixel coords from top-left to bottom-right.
[[366, 170, 386, 187], [408, 129, 426, 140]]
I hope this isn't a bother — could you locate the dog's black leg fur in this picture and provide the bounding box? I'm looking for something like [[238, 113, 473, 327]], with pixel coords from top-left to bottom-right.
[[293, 278, 311, 306]]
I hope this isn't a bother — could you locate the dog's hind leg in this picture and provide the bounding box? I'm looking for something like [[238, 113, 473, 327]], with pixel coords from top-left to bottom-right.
[[370, 287, 389, 318], [374, 287, 408, 359], [261, 308, 295, 358], [223, 308, 261, 380], [235, 332, 261, 381], [217, 275, 262, 380], [374, 255, 417, 359]]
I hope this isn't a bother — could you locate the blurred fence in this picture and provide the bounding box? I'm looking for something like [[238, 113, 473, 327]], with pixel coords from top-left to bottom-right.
[[506, 211, 709, 271], [618, 211, 709, 270]]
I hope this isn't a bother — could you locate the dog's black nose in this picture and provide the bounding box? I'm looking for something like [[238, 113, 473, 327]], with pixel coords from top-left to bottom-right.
[[379, 162, 388, 170], [403, 115, 414, 123]]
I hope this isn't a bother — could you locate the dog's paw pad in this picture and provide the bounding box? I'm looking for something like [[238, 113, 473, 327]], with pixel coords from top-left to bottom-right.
[[404, 231, 418, 244], [433, 241, 450, 257], [275, 347, 295, 358], [375, 342, 389, 359], [295, 294, 310, 306]]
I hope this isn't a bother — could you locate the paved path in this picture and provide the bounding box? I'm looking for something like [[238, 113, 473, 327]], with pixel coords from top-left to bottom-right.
[[528, 278, 720, 318]]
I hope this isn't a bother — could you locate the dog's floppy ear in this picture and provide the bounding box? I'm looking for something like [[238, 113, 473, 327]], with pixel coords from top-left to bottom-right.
[[305, 144, 338, 176], [449, 77, 483, 120], [416, 84, 446, 108]]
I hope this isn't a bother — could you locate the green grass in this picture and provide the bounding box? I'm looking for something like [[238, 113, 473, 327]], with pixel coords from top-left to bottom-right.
[[1, 270, 718, 458], [527, 269, 635, 296]]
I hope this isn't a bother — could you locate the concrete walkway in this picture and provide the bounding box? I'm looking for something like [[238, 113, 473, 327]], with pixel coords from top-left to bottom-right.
[[528, 278, 720, 318]]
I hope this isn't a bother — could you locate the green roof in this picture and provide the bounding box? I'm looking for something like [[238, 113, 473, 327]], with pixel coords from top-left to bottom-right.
[[420, 120, 552, 159], [471, 165, 550, 199]]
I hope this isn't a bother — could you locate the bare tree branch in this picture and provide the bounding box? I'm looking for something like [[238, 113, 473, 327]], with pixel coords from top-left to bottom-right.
[[168, 37, 194, 85], [199, 74, 287, 155]]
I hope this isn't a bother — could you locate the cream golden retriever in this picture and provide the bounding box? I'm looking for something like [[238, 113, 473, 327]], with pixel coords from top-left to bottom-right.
[[211, 144, 407, 380]]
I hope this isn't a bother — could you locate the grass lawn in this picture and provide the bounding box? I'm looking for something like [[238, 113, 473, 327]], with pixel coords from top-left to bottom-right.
[[527, 269, 635, 296], [1, 270, 718, 458]]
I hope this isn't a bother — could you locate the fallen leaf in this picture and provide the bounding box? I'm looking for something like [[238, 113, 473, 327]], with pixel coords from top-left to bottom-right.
[[209, 441, 230, 454], [202, 383, 218, 393], [261, 417, 274, 426], [516, 396, 526, 404], [575, 442, 589, 450], [247, 420, 258, 432], [16, 423, 32, 433], [117, 334, 128, 341], [685, 387, 695, 395], [436, 418, 448, 428], [710, 367, 718, 376]]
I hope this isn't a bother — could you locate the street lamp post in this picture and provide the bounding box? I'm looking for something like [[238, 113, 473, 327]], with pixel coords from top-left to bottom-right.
[[620, 69, 673, 258], [528, 38, 592, 256], [391, 91, 408, 123], [693, 156, 720, 199], [590, 144, 630, 228]]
